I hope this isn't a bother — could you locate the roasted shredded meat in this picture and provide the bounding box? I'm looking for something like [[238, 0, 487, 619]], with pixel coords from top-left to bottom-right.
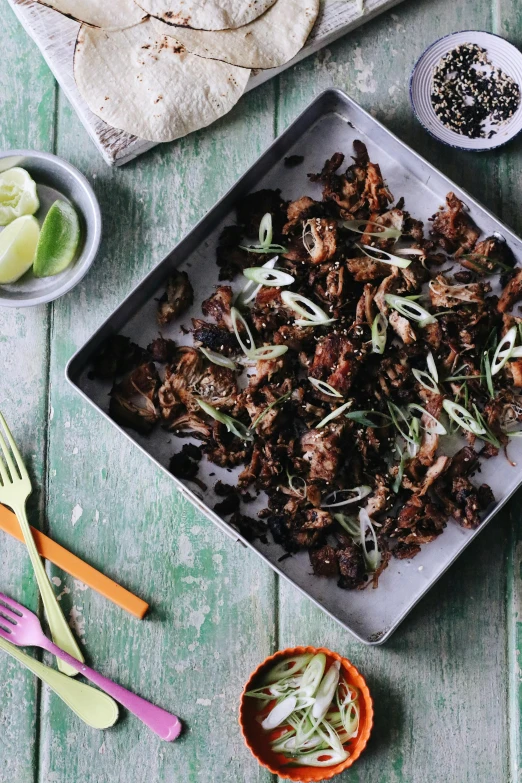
[[97, 140, 522, 592]]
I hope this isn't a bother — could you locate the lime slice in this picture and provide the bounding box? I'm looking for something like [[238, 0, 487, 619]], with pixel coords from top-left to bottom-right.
[[0, 167, 40, 226], [33, 200, 81, 278], [0, 215, 40, 284]]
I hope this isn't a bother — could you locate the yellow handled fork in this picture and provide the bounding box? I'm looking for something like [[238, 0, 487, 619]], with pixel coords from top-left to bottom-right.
[[0, 412, 83, 676]]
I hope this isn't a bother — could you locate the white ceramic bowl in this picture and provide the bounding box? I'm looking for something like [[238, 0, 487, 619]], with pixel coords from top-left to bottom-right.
[[0, 150, 101, 307], [410, 30, 522, 151]]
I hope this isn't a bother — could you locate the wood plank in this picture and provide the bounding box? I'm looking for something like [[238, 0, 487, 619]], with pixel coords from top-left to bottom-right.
[[276, 0, 511, 780], [37, 86, 278, 781], [0, 1, 56, 781]]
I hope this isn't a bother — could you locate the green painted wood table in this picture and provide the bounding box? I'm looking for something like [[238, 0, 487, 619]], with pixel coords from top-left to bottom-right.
[[1, 1, 521, 781]]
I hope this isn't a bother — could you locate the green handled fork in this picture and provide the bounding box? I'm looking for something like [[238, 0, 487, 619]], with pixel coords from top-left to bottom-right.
[[0, 412, 83, 675]]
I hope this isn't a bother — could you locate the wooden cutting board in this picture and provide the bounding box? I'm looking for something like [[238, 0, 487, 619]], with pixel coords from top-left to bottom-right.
[[6, 0, 406, 164]]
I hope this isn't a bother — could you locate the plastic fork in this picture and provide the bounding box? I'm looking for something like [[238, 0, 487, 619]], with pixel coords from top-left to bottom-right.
[[0, 591, 182, 741], [0, 412, 83, 676], [0, 635, 119, 729]]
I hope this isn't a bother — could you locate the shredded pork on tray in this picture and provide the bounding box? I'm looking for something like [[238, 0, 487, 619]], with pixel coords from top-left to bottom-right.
[[93, 140, 522, 590]]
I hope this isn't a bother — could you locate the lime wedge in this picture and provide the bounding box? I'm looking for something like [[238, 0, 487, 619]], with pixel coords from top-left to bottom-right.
[[0, 167, 40, 226], [0, 215, 40, 284], [33, 200, 81, 278]]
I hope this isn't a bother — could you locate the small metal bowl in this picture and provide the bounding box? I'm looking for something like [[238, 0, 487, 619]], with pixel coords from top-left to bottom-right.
[[410, 30, 522, 151], [0, 150, 101, 307]]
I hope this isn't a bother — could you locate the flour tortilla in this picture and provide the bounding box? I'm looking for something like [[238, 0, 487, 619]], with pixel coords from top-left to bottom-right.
[[73, 21, 250, 142], [135, 0, 277, 30], [151, 0, 319, 69], [37, 0, 146, 29]]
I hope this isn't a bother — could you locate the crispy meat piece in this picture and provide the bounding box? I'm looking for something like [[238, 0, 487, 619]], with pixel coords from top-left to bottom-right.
[[460, 235, 515, 275], [147, 336, 177, 363], [160, 347, 238, 416], [192, 319, 239, 355], [283, 196, 319, 234], [346, 256, 391, 281], [302, 509, 333, 530], [431, 193, 480, 254], [418, 455, 449, 496], [389, 311, 416, 344], [216, 225, 252, 280], [109, 363, 160, 435], [91, 335, 148, 379], [394, 542, 421, 559], [157, 271, 194, 325], [202, 285, 233, 330], [204, 422, 250, 468], [309, 545, 339, 577], [337, 544, 366, 589], [302, 218, 338, 264], [447, 446, 479, 478], [498, 268, 522, 313], [429, 275, 488, 308], [300, 424, 342, 482], [311, 333, 361, 396]]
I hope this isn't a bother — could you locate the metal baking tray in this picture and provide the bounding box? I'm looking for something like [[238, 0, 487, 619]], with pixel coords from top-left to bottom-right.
[[67, 89, 522, 645]]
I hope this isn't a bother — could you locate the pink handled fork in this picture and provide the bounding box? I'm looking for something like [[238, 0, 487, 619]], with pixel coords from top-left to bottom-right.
[[0, 592, 182, 741]]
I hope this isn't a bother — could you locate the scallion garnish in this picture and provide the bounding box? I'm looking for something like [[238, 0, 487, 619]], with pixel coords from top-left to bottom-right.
[[281, 291, 336, 327], [357, 243, 412, 269], [345, 410, 392, 428], [408, 403, 447, 435], [316, 400, 353, 429], [196, 399, 253, 441], [236, 256, 279, 306], [392, 446, 407, 493], [250, 391, 291, 430], [199, 347, 236, 370], [387, 402, 418, 446], [359, 508, 381, 572], [442, 399, 485, 437], [412, 368, 439, 394], [371, 313, 388, 354], [384, 294, 436, 326], [248, 345, 288, 361], [342, 218, 402, 240], [321, 486, 372, 508], [308, 377, 343, 398], [491, 326, 518, 375], [239, 212, 287, 254], [243, 267, 294, 287], [231, 306, 288, 362], [427, 351, 438, 383]]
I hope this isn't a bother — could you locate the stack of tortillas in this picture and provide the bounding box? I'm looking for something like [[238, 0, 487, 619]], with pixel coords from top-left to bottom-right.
[[37, 0, 320, 142]]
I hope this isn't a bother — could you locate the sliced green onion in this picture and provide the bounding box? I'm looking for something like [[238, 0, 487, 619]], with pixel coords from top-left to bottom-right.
[[491, 326, 517, 375], [239, 212, 287, 254], [371, 313, 388, 354], [334, 513, 361, 540], [387, 402, 417, 446], [196, 399, 253, 441], [250, 391, 291, 430], [442, 399, 485, 437], [236, 257, 279, 307], [392, 446, 407, 493], [231, 306, 256, 358], [263, 654, 314, 684], [259, 212, 273, 248], [287, 472, 307, 498], [412, 368, 439, 394], [316, 401, 353, 429], [408, 403, 447, 435], [346, 410, 392, 428], [243, 267, 294, 287], [472, 404, 501, 448], [483, 350, 495, 399], [281, 291, 336, 327], [312, 662, 341, 721], [322, 486, 372, 508], [289, 749, 349, 768], [407, 417, 420, 458], [359, 508, 381, 572], [248, 345, 288, 362], [199, 347, 236, 370], [297, 654, 327, 700], [261, 695, 297, 730], [384, 294, 436, 326], [342, 218, 402, 240], [427, 351, 438, 383], [309, 377, 343, 398], [357, 243, 412, 269]]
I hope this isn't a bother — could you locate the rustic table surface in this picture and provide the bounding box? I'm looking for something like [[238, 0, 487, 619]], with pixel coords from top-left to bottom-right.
[[1, 1, 521, 781]]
